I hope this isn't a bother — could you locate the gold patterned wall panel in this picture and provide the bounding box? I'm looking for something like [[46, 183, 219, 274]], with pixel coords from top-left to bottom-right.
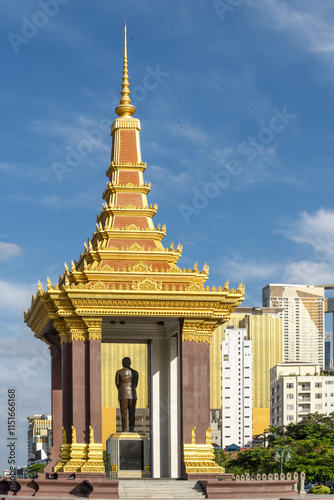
[[249, 315, 283, 409], [210, 312, 283, 432], [101, 342, 149, 408]]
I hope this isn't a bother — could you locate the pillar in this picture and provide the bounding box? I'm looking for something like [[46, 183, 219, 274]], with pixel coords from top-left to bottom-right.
[[53, 318, 104, 474], [181, 321, 224, 477], [43, 331, 62, 473], [182, 340, 210, 444]]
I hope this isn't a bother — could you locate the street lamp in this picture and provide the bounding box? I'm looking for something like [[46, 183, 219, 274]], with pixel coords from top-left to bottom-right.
[[274, 445, 291, 474]]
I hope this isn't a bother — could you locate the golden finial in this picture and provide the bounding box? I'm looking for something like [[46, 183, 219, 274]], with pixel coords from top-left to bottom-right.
[[206, 427, 212, 445], [89, 425, 94, 444], [62, 426, 67, 444], [71, 425, 76, 444], [115, 22, 136, 118], [191, 426, 196, 444]]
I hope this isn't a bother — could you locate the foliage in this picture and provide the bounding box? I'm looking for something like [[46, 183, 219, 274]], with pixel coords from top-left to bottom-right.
[[215, 447, 277, 476], [309, 485, 330, 494], [214, 413, 334, 482], [103, 450, 110, 471], [26, 463, 45, 478]]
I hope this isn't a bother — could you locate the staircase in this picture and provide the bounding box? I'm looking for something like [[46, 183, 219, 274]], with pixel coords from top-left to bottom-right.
[[118, 479, 206, 498]]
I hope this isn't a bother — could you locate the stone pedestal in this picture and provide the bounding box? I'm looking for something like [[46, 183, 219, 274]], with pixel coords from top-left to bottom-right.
[[107, 433, 150, 478]]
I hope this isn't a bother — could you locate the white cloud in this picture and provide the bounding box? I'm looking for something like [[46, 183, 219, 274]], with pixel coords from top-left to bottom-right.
[[0, 334, 51, 472], [249, 0, 334, 74], [9, 191, 101, 210], [0, 242, 22, 261], [148, 164, 194, 199], [0, 281, 36, 317], [283, 260, 334, 286], [0, 161, 54, 183], [218, 208, 334, 299], [281, 208, 334, 259], [219, 255, 281, 283]]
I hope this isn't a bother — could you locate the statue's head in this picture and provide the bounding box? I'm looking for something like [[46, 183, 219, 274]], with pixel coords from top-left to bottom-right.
[[122, 357, 131, 368]]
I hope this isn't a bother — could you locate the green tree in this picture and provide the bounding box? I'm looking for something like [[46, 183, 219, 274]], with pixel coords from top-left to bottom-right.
[[26, 463, 45, 478], [103, 450, 110, 471], [214, 413, 334, 482]]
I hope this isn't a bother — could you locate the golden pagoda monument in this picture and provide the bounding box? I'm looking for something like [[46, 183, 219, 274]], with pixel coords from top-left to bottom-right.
[[24, 24, 244, 479]]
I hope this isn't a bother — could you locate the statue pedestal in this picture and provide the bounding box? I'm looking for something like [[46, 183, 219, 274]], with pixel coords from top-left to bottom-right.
[[107, 433, 150, 478]]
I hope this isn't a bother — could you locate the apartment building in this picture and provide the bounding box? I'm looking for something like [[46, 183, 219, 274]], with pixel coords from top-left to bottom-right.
[[27, 414, 52, 464], [270, 362, 334, 426], [211, 307, 283, 435], [222, 327, 252, 448], [263, 284, 324, 366]]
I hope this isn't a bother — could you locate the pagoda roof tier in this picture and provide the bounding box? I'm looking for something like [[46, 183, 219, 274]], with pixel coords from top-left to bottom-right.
[[98, 205, 158, 217], [102, 182, 151, 199], [106, 162, 147, 177], [93, 227, 166, 239], [24, 282, 245, 344]]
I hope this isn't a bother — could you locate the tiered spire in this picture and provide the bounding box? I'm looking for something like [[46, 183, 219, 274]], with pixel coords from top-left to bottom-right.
[[57, 25, 216, 293], [24, 24, 244, 345]]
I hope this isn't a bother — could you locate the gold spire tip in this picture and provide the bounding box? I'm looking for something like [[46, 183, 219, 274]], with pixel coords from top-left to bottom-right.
[[115, 23, 136, 118]]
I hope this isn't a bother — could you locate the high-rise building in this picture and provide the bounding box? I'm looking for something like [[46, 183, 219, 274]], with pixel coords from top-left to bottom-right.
[[270, 362, 334, 426], [325, 338, 331, 370], [27, 414, 52, 465], [210, 307, 283, 435], [222, 327, 252, 448], [262, 284, 325, 367]]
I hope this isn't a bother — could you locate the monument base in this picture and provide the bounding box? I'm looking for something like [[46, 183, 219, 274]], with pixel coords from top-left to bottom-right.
[[107, 432, 150, 478], [183, 443, 224, 477]]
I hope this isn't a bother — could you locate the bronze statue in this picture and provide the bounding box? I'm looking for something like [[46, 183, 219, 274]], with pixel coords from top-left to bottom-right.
[[115, 357, 139, 432]]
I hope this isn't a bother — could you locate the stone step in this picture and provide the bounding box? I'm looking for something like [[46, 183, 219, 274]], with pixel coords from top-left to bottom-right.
[[118, 479, 206, 498]]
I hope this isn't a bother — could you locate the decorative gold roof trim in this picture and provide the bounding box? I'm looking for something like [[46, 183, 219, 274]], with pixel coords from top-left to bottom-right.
[[110, 117, 141, 135], [102, 184, 151, 198], [106, 162, 147, 177]]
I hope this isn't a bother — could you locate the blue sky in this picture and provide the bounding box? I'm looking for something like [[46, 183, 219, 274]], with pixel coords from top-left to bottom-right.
[[1, 0, 334, 471]]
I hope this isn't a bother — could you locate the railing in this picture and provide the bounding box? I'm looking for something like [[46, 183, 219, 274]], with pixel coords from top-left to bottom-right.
[[235, 472, 298, 482], [299, 406, 311, 413], [234, 471, 305, 494]]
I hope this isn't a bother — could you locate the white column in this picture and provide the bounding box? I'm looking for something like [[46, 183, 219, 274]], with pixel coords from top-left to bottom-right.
[[151, 339, 161, 478], [169, 336, 178, 478], [151, 339, 169, 478]]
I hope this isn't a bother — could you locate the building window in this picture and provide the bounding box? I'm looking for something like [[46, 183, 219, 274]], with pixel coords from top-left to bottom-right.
[[315, 404, 322, 410], [315, 394, 322, 399], [287, 394, 294, 400], [287, 383, 294, 389], [287, 416, 294, 421], [315, 382, 322, 388], [287, 405, 294, 410], [223, 355, 228, 361]]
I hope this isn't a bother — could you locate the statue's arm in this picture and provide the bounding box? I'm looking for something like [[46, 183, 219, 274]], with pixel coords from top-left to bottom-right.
[[133, 370, 139, 388], [115, 370, 119, 388]]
